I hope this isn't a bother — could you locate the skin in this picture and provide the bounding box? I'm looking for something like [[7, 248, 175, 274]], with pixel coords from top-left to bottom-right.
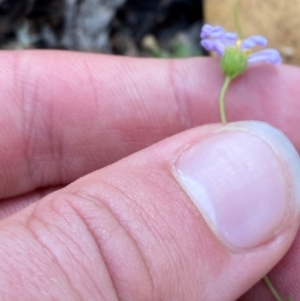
[[0, 51, 299, 300]]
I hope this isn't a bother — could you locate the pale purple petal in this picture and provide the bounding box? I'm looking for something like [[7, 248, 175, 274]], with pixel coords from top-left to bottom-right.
[[241, 38, 256, 50], [201, 39, 225, 56], [211, 25, 224, 33], [212, 41, 226, 55], [225, 32, 238, 41], [200, 24, 216, 38], [200, 39, 215, 51], [249, 35, 268, 46], [200, 24, 227, 55], [211, 30, 223, 39], [247, 49, 282, 65], [200, 24, 225, 38], [241, 35, 268, 50], [224, 32, 238, 47], [200, 24, 213, 38], [200, 24, 238, 55]]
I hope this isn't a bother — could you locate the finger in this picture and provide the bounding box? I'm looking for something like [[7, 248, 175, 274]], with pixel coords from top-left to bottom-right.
[[239, 229, 300, 300], [0, 121, 299, 301], [0, 186, 61, 220], [1, 51, 300, 198]]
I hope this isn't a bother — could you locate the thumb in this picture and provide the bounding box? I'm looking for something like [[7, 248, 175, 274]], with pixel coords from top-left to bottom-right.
[[0, 121, 300, 301]]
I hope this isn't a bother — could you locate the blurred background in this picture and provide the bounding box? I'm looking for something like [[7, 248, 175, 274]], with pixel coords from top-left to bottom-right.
[[0, 0, 298, 64], [0, 0, 203, 58]]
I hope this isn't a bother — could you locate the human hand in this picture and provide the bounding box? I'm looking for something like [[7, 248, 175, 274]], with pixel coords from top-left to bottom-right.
[[0, 51, 300, 300]]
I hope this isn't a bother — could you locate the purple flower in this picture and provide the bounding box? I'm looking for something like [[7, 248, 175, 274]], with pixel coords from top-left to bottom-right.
[[201, 24, 282, 65]]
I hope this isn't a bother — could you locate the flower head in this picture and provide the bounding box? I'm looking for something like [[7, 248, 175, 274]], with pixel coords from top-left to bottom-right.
[[201, 24, 282, 77]]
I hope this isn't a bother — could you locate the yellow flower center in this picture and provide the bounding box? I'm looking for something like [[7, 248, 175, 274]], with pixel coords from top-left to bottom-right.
[[236, 39, 242, 48], [236, 39, 252, 55]]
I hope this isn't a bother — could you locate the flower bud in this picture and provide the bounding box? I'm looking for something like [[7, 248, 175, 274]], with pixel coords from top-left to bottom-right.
[[221, 48, 248, 78]]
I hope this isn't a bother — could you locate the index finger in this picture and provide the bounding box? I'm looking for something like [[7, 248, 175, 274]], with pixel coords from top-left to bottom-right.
[[0, 50, 299, 198]]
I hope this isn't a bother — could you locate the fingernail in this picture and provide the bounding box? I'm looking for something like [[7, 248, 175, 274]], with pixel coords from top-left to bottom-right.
[[174, 121, 300, 250]]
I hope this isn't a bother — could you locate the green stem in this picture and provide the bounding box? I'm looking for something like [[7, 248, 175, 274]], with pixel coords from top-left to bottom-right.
[[219, 76, 232, 123], [263, 275, 286, 301], [234, 0, 244, 38]]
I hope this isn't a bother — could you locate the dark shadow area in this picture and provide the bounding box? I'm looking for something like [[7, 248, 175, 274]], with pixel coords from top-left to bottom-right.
[[0, 0, 204, 56]]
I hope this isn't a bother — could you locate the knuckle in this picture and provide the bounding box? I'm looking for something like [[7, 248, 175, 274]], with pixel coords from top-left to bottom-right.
[[72, 172, 193, 300], [28, 189, 155, 300]]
